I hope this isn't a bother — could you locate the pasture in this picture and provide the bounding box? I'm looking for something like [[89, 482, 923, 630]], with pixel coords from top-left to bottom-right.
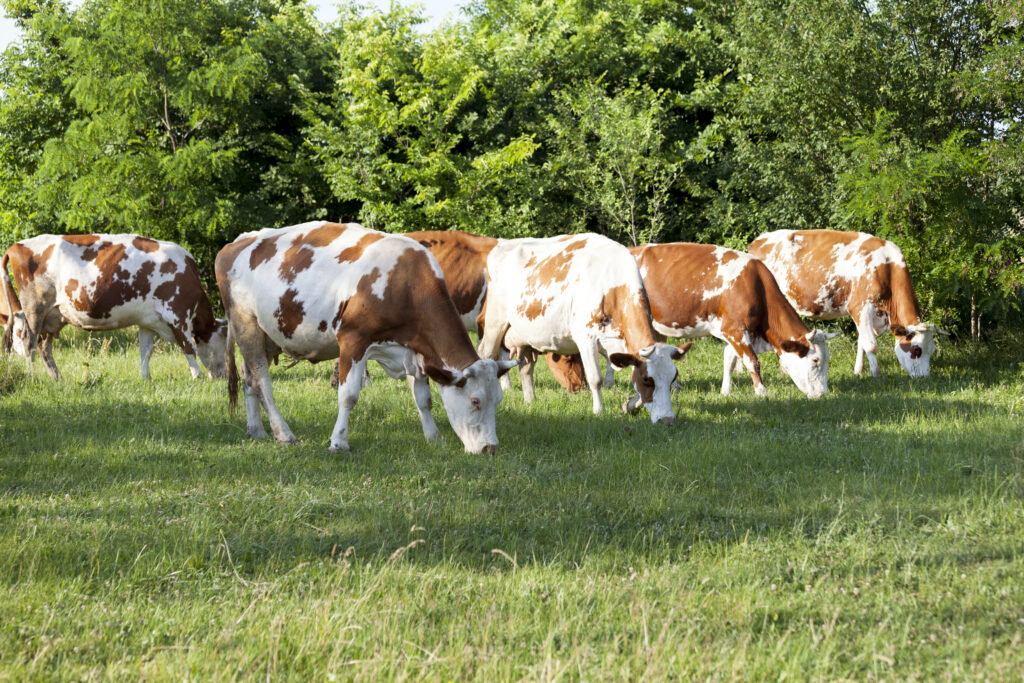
[[1, 330, 1022, 679]]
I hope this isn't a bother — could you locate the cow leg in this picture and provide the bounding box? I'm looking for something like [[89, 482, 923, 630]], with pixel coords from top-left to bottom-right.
[[329, 355, 368, 452], [721, 344, 739, 395], [601, 351, 615, 389], [233, 320, 295, 444], [519, 347, 537, 403], [741, 345, 767, 396], [406, 374, 441, 442], [38, 333, 61, 380], [578, 341, 605, 414], [139, 328, 156, 381], [854, 304, 881, 377], [498, 347, 512, 391]]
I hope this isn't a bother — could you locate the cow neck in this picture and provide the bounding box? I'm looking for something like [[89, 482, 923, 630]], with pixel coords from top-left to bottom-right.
[[761, 263, 810, 348], [616, 287, 659, 354], [406, 282, 481, 372], [884, 263, 923, 330]]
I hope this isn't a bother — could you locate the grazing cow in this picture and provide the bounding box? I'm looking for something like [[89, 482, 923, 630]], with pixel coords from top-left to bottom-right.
[[628, 243, 835, 398], [749, 229, 944, 377], [479, 233, 690, 423], [215, 221, 517, 453], [1, 234, 227, 380]]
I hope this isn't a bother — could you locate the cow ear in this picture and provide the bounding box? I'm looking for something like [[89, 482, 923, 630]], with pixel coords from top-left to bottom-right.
[[425, 365, 466, 387], [893, 325, 909, 337], [671, 342, 693, 360], [609, 352, 642, 369], [496, 359, 518, 377]]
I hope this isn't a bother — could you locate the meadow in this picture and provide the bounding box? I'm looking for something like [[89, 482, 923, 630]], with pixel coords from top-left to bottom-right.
[[1, 330, 1022, 680]]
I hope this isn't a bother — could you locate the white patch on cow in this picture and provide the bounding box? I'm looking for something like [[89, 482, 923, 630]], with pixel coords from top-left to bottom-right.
[[701, 248, 751, 301]]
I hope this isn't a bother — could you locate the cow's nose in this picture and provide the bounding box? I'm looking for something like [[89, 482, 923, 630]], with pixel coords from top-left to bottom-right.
[[481, 444, 499, 455], [658, 416, 675, 426]]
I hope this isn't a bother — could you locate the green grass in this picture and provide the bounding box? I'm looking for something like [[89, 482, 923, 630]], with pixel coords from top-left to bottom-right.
[[1, 329, 1023, 680]]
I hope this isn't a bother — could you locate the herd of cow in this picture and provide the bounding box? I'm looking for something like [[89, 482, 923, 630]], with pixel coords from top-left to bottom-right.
[[1, 224, 944, 454]]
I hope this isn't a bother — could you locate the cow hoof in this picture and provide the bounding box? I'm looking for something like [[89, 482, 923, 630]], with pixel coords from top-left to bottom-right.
[[275, 435, 298, 445], [621, 397, 642, 416], [423, 429, 441, 443], [754, 385, 769, 397], [328, 442, 350, 453]]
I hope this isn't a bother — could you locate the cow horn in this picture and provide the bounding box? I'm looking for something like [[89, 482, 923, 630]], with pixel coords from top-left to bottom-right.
[[638, 345, 656, 358]]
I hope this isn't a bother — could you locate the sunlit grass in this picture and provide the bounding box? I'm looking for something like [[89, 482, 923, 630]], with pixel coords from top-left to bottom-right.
[[1, 328, 1022, 679]]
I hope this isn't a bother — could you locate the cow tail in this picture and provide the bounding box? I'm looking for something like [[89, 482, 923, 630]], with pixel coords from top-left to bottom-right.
[[1, 251, 15, 352], [226, 322, 239, 415]]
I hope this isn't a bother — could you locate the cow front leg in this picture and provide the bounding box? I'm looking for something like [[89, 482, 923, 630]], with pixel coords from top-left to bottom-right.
[[329, 355, 367, 452], [601, 351, 615, 389], [407, 374, 440, 442], [854, 304, 882, 377], [721, 344, 739, 395], [741, 346, 767, 396], [139, 328, 156, 381], [577, 341, 605, 414], [38, 334, 61, 380], [240, 377, 268, 439]]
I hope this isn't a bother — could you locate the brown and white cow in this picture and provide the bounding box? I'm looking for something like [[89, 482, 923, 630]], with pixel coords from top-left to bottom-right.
[[628, 243, 835, 399], [215, 221, 517, 454], [1, 234, 227, 380], [749, 229, 944, 378], [479, 233, 690, 423]]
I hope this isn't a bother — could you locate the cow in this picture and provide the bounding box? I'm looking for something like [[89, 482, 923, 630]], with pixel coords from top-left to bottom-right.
[[628, 243, 835, 399], [215, 221, 518, 454], [749, 229, 944, 378], [1, 234, 227, 380], [479, 233, 690, 424]]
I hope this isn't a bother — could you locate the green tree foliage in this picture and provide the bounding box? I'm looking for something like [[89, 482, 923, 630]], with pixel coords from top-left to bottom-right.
[[1, 0, 340, 283]]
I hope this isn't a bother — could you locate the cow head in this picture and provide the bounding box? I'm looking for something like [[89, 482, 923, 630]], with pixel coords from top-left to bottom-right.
[[778, 330, 836, 398], [195, 318, 228, 379], [893, 323, 943, 377], [425, 358, 518, 453], [610, 342, 691, 424], [4, 311, 32, 360]]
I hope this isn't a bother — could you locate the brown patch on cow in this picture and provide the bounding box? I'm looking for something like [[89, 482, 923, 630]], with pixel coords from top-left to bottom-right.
[[525, 239, 586, 288], [780, 340, 810, 357], [274, 289, 305, 339], [279, 243, 316, 283], [337, 233, 386, 264], [302, 222, 347, 248], [160, 260, 178, 274], [65, 243, 156, 318], [318, 320, 328, 332], [62, 234, 99, 247], [518, 298, 548, 321], [132, 236, 160, 253], [407, 230, 498, 317], [8, 243, 56, 283], [153, 254, 216, 341], [249, 235, 281, 270]]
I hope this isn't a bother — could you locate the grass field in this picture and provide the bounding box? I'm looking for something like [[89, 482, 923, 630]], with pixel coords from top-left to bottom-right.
[[1, 329, 1023, 680]]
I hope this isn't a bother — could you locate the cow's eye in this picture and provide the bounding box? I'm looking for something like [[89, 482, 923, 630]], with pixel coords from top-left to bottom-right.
[[471, 397, 481, 409]]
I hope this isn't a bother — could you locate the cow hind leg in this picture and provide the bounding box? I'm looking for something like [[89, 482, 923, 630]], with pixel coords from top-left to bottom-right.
[[138, 328, 156, 381], [577, 341, 605, 415], [601, 351, 615, 389], [721, 344, 739, 395], [519, 347, 537, 403], [407, 374, 440, 442], [232, 320, 294, 444], [329, 355, 368, 452]]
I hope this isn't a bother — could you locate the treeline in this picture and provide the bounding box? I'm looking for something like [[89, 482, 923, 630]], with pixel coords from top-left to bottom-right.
[[1, 0, 1021, 337]]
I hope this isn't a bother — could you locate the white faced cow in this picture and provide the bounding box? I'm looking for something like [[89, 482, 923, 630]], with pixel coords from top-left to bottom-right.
[[215, 221, 517, 454], [1, 234, 226, 380], [629, 243, 835, 398], [479, 233, 689, 424], [749, 229, 944, 378]]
